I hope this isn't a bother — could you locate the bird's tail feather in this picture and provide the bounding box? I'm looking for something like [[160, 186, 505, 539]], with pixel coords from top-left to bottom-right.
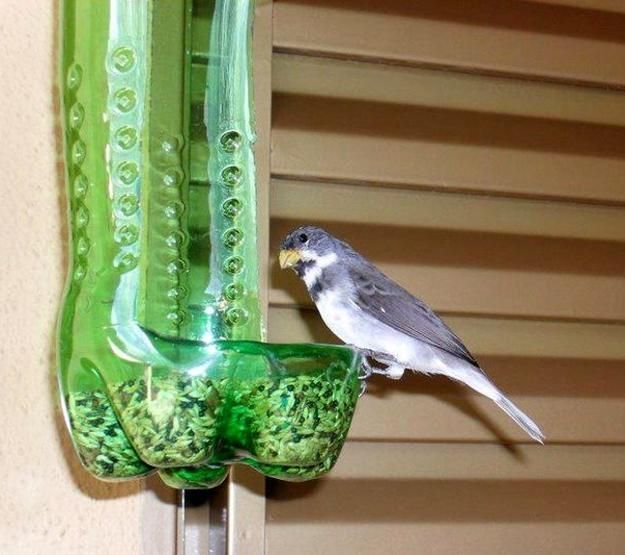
[[410, 357, 545, 443], [495, 395, 545, 444]]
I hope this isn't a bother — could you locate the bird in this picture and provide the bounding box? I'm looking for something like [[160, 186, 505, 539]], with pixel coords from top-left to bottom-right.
[[279, 225, 545, 443]]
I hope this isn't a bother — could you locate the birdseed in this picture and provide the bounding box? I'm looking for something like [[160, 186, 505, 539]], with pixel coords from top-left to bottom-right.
[[108, 374, 223, 467], [65, 371, 359, 482], [230, 373, 358, 467], [66, 390, 152, 478]]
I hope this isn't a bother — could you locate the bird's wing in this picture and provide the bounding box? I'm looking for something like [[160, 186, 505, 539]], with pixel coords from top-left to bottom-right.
[[348, 262, 480, 367]]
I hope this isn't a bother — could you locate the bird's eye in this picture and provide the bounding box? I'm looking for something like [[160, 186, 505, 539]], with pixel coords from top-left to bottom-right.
[[298, 233, 308, 244]]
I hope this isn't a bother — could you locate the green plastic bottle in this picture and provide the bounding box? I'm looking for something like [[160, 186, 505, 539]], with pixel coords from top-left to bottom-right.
[[58, 0, 362, 488]]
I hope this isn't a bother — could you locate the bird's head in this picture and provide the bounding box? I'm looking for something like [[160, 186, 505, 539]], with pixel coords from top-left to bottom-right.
[[279, 225, 338, 276]]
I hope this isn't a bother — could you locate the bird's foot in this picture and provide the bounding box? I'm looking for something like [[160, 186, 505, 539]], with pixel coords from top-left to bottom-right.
[[345, 345, 376, 379], [374, 363, 405, 380], [359, 358, 374, 379], [371, 353, 406, 380], [359, 359, 405, 382], [368, 354, 406, 380], [344, 345, 406, 381]]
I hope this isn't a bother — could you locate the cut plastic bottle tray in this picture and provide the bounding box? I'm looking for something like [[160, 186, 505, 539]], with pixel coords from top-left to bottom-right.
[[61, 338, 361, 488]]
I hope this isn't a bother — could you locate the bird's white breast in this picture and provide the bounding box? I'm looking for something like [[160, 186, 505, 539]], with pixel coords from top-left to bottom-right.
[[314, 289, 416, 363], [314, 287, 486, 389], [314, 290, 360, 344]]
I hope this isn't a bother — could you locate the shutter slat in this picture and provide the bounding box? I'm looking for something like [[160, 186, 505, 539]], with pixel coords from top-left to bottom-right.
[[271, 179, 625, 242], [274, 0, 625, 87], [349, 385, 625, 444], [267, 461, 625, 555], [525, 0, 625, 14], [274, 54, 625, 127], [329, 442, 625, 481], [272, 93, 625, 203]]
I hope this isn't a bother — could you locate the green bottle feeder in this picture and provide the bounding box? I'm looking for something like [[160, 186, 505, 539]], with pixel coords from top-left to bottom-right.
[[58, 0, 362, 489]]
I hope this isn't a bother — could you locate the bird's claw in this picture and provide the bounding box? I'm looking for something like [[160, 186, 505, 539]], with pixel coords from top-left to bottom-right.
[[346, 344, 405, 381], [369, 353, 406, 380], [356, 354, 374, 397], [380, 364, 405, 380]]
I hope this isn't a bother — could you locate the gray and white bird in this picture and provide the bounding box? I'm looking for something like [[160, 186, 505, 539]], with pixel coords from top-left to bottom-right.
[[279, 225, 545, 443]]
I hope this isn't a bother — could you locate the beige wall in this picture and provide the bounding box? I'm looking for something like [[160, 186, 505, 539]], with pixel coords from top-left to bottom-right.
[[0, 3, 175, 554]]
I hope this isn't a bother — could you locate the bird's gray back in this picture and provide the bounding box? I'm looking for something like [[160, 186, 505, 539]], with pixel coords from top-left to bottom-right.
[[340, 243, 480, 368]]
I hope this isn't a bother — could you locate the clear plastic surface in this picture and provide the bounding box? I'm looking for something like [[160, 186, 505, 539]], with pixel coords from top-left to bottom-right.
[[58, 0, 362, 488]]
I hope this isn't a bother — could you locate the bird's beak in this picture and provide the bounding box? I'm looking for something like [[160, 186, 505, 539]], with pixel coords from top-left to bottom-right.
[[279, 249, 301, 269]]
